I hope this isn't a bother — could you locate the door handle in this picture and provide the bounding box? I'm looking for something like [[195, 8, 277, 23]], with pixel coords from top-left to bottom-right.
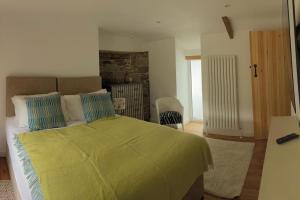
[[254, 64, 258, 78], [250, 64, 258, 78]]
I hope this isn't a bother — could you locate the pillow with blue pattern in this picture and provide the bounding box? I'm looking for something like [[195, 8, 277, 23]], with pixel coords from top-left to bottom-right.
[[26, 94, 66, 131], [80, 93, 115, 123]]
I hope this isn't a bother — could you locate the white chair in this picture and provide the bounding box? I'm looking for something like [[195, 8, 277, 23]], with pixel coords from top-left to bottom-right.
[[155, 97, 184, 130]]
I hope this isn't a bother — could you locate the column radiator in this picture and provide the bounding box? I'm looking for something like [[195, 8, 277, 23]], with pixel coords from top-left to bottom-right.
[[204, 55, 240, 131]]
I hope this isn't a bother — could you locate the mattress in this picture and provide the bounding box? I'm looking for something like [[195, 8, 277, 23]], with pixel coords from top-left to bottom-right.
[[6, 117, 85, 200]]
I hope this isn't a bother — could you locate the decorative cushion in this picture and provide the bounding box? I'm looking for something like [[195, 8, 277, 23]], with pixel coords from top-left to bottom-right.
[[80, 93, 115, 123], [26, 94, 66, 131], [159, 111, 183, 125], [12, 92, 58, 128]]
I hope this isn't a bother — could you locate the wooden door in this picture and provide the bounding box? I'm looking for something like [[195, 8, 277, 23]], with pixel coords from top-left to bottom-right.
[[250, 31, 291, 139]]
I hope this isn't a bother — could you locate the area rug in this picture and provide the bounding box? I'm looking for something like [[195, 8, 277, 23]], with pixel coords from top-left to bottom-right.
[[204, 138, 254, 199], [0, 180, 15, 200]]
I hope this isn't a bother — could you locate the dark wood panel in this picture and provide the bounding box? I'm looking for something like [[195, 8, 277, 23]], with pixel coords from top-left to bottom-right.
[[222, 16, 234, 39]]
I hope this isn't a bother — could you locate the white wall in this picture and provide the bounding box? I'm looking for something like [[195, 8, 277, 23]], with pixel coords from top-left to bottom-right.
[[0, 16, 99, 155], [175, 40, 192, 124], [146, 38, 177, 122], [201, 31, 254, 137], [99, 29, 146, 52]]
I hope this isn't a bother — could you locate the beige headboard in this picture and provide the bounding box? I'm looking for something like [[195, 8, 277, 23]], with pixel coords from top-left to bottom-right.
[[6, 77, 57, 117], [57, 76, 102, 95], [6, 76, 102, 117]]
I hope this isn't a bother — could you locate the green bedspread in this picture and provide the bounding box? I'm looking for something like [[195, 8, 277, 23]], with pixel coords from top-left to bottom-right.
[[15, 116, 212, 200]]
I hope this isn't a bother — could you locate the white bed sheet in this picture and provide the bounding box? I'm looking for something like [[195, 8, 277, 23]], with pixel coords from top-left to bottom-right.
[[6, 117, 85, 200]]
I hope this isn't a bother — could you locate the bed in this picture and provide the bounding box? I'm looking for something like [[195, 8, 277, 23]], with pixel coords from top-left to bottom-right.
[[5, 76, 211, 200]]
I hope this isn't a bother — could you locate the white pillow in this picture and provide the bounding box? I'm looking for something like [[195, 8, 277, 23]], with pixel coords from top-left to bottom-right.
[[62, 89, 107, 122], [90, 89, 107, 95], [61, 95, 85, 121], [60, 96, 70, 121], [12, 92, 58, 128]]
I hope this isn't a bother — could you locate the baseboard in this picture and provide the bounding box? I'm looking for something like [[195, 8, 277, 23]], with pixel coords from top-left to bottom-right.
[[204, 127, 254, 137], [206, 133, 256, 142]]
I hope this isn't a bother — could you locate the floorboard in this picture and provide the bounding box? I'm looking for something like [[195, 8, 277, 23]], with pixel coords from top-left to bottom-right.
[[0, 157, 10, 180]]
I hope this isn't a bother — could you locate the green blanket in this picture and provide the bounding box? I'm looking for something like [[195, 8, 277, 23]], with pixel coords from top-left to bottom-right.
[[15, 116, 212, 200]]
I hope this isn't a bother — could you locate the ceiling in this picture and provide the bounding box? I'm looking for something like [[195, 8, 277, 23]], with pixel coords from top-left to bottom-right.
[[0, 0, 283, 49]]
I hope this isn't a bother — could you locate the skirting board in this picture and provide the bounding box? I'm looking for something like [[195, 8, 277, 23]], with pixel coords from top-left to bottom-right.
[[204, 128, 251, 137]]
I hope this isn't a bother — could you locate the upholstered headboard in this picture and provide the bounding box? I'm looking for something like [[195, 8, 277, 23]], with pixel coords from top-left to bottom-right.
[[57, 76, 102, 95], [6, 76, 102, 117], [6, 77, 57, 117]]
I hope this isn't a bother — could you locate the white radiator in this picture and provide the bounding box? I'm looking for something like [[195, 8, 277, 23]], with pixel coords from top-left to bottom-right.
[[203, 55, 240, 131]]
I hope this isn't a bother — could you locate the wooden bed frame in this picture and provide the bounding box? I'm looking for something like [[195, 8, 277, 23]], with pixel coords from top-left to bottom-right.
[[5, 76, 204, 200]]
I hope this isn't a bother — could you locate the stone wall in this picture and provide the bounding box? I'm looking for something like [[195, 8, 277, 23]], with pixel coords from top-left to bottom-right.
[[99, 51, 150, 121]]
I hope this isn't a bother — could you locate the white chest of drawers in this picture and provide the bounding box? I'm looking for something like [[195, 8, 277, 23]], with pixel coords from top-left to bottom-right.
[[259, 116, 300, 200]]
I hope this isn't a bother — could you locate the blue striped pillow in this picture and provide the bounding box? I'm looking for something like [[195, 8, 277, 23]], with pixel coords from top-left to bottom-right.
[[80, 93, 115, 123], [26, 94, 66, 131]]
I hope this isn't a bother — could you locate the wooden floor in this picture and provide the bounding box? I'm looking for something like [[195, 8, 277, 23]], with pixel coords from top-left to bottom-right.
[[185, 122, 204, 136], [185, 122, 267, 200], [0, 157, 10, 180], [0, 122, 267, 200]]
